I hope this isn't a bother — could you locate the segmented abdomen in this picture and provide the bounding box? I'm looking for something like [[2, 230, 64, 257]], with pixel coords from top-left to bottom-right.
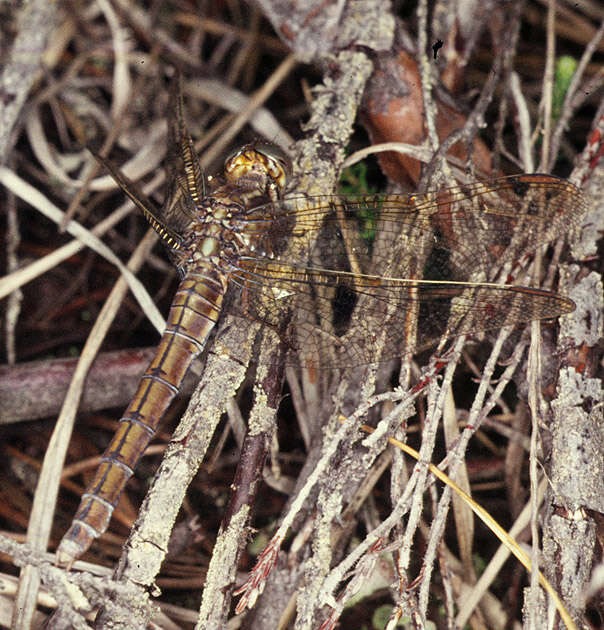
[[56, 270, 226, 567]]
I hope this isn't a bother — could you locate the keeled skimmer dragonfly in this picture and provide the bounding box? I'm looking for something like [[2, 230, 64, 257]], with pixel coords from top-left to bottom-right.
[[56, 78, 585, 568]]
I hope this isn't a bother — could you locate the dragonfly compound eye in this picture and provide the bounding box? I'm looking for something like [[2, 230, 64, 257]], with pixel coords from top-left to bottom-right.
[[255, 143, 292, 178]]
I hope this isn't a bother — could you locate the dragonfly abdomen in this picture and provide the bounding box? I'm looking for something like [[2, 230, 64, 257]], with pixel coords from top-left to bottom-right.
[[56, 270, 226, 568]]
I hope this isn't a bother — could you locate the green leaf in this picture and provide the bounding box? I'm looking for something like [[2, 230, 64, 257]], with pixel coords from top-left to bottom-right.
[[553, 55, 578, 120]]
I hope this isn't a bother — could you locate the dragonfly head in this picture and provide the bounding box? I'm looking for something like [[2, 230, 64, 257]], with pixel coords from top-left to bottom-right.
[[224, 143, 291, 199]]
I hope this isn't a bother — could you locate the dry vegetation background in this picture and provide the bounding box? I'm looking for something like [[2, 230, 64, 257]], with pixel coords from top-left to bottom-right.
[[0, 0, 603, 629]]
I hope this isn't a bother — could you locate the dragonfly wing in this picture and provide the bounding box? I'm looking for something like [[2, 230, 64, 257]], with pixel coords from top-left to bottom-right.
[[384, 174, 587, 281], [91, 150, 183, 250], [161, 75, 206, 232], [226, 175, 584, 367], [248, 175, 586, 284], [228, 261, 575, 367]]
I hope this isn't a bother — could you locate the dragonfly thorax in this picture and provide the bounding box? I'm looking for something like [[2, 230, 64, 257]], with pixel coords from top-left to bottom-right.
[[171, 144, 291, 274], [175, 192, 283, 275]]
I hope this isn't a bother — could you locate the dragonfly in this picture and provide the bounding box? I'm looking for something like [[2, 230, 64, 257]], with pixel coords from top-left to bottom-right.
[[56, 79, 585, 568]]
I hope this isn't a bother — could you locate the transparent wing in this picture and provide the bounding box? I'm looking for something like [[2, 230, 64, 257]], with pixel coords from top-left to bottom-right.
[[91, 150, 183, 250], [92, 77, 206, 249], [222, 175, 585, 366], [161, 75, 206, 232]]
